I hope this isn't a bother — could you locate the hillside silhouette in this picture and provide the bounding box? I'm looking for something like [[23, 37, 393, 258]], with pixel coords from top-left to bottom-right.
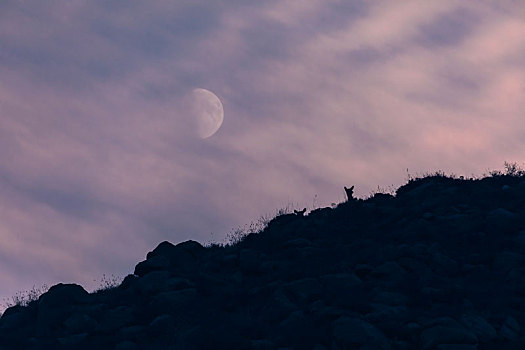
[[1, 169, 525, 349]]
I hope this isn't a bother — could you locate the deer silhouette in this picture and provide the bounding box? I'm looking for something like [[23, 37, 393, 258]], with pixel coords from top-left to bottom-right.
[[294, 208, 307, 216], [344, 186, 355, 201]]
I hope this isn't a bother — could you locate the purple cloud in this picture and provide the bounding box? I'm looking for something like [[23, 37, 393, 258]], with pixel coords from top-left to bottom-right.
[[0, 0, 524, 305]]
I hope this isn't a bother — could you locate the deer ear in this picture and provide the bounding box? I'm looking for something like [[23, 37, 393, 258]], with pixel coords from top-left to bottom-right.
[[350, 186, 354, 190]]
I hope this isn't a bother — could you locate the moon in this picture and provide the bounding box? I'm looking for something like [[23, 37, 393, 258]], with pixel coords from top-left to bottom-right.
[[191, 88, 224, 139]]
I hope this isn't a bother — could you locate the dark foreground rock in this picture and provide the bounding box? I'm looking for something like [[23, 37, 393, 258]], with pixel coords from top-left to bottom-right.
[[1, 174, 525, 349]]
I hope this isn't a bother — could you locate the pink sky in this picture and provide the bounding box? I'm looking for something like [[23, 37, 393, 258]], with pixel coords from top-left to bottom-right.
[[0, 0, 524, 305]]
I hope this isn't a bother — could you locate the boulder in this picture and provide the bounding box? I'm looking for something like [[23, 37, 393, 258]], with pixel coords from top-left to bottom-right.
[[148, 288, 198, 315], [364, 303, 408, 323], [459, 314, 497, 342], [36, 284, 90, 337], [116, 340, 139, 350], [251, 339, 277, 350], [0, 305, 33, 333], [39, 283, 90, 307], [148, 314, 176, 336], [134, 255, 170, 276], [95, 306, 135, 333], [420, 326, 478, 349], [484, 208, 520, 234], [370, 261, 408, 281], [135, 271, 171, 295], [332, 316, 391, 349], [499, 315, 520, 341], [321, 272, 362, 287], [134, 240, 205, 277], [282, 278, 322, 305], [239, 248, 261, 274], [57, 333, 88, 346], [275, 310, 320, 346], [63, 312, 97, 333], [436, 345, 478, 350]]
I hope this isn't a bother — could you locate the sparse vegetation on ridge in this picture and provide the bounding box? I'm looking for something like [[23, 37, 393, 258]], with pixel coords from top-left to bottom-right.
[[223, 202, 298, 246], [1, 161, 524, 348], [0, 273, 123, 315], [1, 284, 49, 315], [92, 274, 123, 294]]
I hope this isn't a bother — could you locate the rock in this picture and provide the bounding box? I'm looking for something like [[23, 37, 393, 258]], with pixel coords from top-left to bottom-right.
[[420, 326, 478, 349], [372, 193, 394, 201], [276, 310, 319, 346], [0, 307, 32, 332], [39, 283, 90, 307], [63, 312, 97, 333], [173, 325, 251, 349], [332, 317, 391, 349], [365, 303, 408, 323], [283, 238, 312, 248], [320, 273, 362, 290], [267, 213, 303, 229], [371, 290, 408, 306], [95, 306, 134, 333], [119, 274, 139, 289], [354, 264, 374, 279], [320, 273, 366, 310], [118, 324, 147, 338], [165, 277, 194, 290], [430, 252, 458, 274], [133, 256, 170, 277], [492, 251, 523, 273], [271, 288, 297, 313], [282, 278, 322, 305], [220, 253, 237, 267], [116, 340, 139, 350], [135, 270, 171, 295], [0, 304, 25, 319], [370, 261, 407, 280], [459, 314, 497, 342], [401, 181, 435, 197], [239, 248, 261, 274], [57, 333, 88, 346], [146, 241, 176, 259], [499, 315, 520, 341], [135, 240, 205, 277], [423, 212, 434, 220], [436, 345, 478, 350], [514, 230, 525, 245], [485, 208, 520, 234], [148, 314, 176, 336], [148, 288, 198, 315], [422, 317, 464, 329], [250, 339, 277, 350], [308, 300, 350, 321], [36, 284, 90, 337]]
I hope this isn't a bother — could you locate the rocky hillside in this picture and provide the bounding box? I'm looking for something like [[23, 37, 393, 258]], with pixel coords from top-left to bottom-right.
[[1, 173, 525, 349]]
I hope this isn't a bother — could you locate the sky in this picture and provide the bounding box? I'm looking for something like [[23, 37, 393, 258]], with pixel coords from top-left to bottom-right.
[[0, 0, 524, 303]]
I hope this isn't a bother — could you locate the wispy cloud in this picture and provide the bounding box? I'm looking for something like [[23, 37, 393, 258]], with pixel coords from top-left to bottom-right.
[[0, 0, 523, 301]]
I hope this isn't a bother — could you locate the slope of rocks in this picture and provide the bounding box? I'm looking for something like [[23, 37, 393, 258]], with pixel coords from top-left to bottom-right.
[[1, 174, 525, 349]]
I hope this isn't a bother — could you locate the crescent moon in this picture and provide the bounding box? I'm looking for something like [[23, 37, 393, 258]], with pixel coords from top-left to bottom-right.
[[191, 88, 224, 139]]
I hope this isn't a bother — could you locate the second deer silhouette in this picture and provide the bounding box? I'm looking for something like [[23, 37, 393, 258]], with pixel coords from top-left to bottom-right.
[[294, 208, 307, 216], [344, 186, 355, 201]]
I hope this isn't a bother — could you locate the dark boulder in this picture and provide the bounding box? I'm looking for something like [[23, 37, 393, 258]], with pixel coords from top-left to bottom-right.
[[134, 240, 205, 276]]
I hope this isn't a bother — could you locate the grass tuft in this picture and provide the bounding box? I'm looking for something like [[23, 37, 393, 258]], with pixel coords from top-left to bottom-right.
[[225, 203, 297, 246], [92, 274, 123, 293], [1, 284, 49, 315]]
